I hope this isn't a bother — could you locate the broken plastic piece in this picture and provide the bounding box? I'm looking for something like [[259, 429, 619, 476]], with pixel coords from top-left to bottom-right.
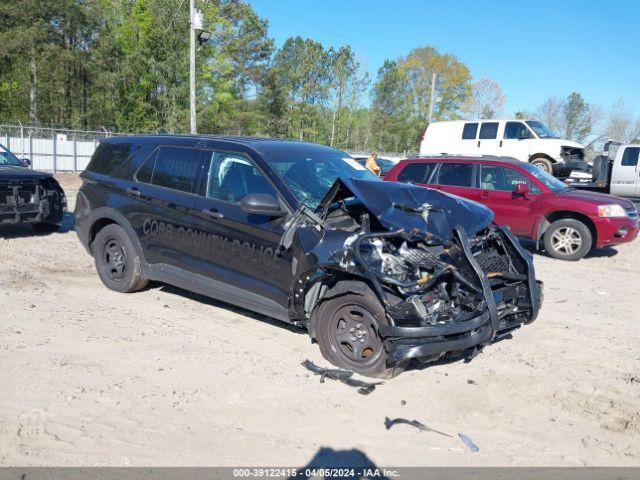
[[302, 360, 382, 395], [458, 433, 480, 452], [384, 417, 453, 437]]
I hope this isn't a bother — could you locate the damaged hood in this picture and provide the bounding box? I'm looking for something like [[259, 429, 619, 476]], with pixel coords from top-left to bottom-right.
[[319, 178, 493, 241], [0, 165, 53, 179]]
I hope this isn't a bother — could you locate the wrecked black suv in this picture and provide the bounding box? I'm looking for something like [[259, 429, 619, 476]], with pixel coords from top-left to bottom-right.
[[1, 144, 66, 230], [76, 136, 542, 377]]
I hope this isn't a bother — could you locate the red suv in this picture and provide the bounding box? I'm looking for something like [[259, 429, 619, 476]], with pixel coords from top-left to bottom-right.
[[385, 157, 639, 260]]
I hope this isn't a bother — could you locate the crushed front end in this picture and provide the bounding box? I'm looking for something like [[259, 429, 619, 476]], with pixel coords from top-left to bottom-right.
[[348, 224, 541, 363], [0, 176, 66, 226], [311, 178, 543, 366]]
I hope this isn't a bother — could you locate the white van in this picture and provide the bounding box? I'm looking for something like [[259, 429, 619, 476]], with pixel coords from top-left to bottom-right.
[[420, 119, 585, 176]]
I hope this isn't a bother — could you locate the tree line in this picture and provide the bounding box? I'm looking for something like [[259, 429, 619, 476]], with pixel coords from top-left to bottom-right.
[[1, 0, 638, 153]]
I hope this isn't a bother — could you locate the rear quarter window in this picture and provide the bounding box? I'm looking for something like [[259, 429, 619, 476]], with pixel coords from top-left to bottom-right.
[[86, 142, 134, 177]]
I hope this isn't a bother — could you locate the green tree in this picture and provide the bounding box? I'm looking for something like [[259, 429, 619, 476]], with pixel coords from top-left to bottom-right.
[[563, 92, 592, 142], [264, 36, 330, 141], [326, 46, 357, 146], [399, 46, 471, 122], [371, 60, 410, 151]]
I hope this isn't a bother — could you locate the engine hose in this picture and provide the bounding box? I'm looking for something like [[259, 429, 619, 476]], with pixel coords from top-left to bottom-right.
[[452, 270, 482, 293], [486, 272, 527, 281]]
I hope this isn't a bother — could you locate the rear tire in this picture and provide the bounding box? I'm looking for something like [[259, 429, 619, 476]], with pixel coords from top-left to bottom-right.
[[313, 287, 403, 378], [93, 224, 148, 292], [531, 156, 554, 174], [543, 219, 592, 261]]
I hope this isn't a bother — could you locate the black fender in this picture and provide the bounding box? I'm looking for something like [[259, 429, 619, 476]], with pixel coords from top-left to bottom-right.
[[84, 207, 146, 265], [295, 268, 382, 339]]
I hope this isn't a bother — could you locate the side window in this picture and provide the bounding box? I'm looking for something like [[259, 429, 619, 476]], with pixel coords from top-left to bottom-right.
[[135, 151, 156, 184], [206, 152, 277, 204], [136, 146, 202, 194], [480, 165, 541, 194], [621, 147, 639, 167], [436, 163, 474, 188], [504, 122, 528, 139], [479, 122, 499, 139], [397, 162, 436, 184], [86, 142, 134, 177], [462, 123, 478, 140]]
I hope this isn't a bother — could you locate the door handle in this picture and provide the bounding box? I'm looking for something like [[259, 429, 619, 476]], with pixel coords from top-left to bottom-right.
[[480, 191, 491, 198], [126, 187, 141, 197], [202, 208, 224, 219], [477, 141, 481, 147], [499, 140, 503, 147]]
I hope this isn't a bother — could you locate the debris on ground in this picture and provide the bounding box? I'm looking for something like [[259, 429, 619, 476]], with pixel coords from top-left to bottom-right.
[[458, 433, 480, 452], [301, 360, 382, 395], [384, 417, 453, 437]]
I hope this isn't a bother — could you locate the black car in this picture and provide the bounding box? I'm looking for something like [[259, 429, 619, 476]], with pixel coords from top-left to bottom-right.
[[0, 144, 66, 230], [75, 135, 542, 377]]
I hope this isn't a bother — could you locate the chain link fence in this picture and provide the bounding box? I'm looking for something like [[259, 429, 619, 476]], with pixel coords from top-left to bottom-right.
[[1, 123, 411, 172], [0, 124, 124, 172]]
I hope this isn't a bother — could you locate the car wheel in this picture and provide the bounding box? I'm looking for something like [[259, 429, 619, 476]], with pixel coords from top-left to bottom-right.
[[543, 219, 592, 261], [313, 288, 403, 378], [93, 224, 148, 292], [531, 157, 554, 174], [32, 222, 60, 232]]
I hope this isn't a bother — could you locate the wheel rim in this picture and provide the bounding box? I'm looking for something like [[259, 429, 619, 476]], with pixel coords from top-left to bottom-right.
[[330, 304, 383, 367], [550, 227, 583, 255], [534, 161, 551, 173], [103, 238, 127, 281]]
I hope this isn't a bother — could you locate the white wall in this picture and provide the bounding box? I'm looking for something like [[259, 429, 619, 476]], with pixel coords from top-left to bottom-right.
[[1, 134, 98, 172]]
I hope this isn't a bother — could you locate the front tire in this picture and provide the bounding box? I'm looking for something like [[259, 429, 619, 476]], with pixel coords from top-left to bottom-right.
[[543, 219, 592, 261], [93, 224, 148, 292], [531, 156, 554, 174], [313, 287, 402, 378]]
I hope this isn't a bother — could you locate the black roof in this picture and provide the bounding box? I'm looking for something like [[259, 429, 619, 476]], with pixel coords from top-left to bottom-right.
[[101, 134, 343, 156]]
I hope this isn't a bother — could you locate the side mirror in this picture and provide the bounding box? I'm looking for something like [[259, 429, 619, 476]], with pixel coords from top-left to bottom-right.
[[514, 183, 530, 196], [21, 158, 32, 168], [240, 193, 286, 217]]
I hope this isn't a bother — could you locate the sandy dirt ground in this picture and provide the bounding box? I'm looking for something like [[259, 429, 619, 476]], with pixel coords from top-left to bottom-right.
[[0, 173, 639, 467]]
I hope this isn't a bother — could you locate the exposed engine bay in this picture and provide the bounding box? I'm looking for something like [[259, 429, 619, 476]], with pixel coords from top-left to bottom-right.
[[297, 177, 542, 365]]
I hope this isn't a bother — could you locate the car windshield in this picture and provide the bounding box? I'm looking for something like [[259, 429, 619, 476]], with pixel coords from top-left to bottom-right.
[[520, 163, 569, 192], [0, 145, 24, 167], [526, 121, 560, 139], [263, 152, 379, 209]]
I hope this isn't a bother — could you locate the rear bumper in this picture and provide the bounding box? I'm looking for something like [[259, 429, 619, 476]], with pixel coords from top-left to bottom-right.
[[381, 226, 542, 363], [595, 216, 640, 248]]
